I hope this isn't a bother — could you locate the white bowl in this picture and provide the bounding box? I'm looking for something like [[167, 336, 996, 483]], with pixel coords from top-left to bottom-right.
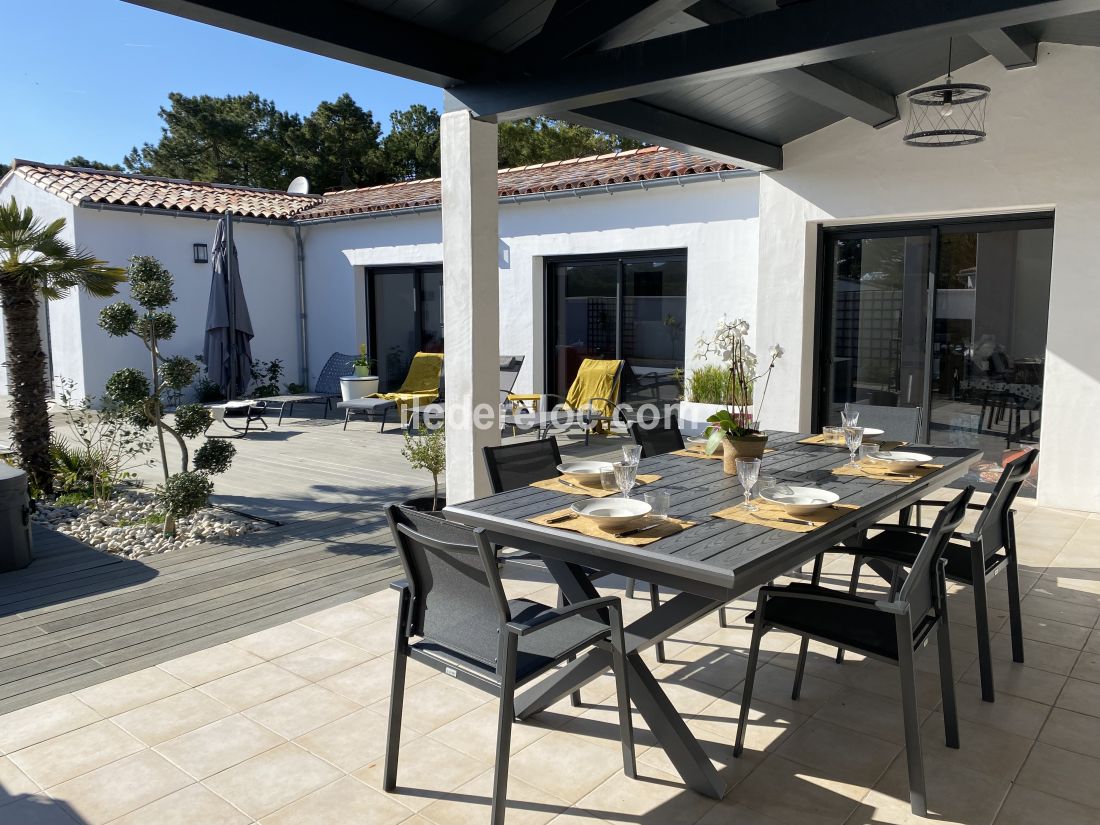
[[860, 427, 885, 440], [570, 498, 651, 529], [686, 436, 708, 447], [557, 461, 613, 485], [759, 486, 840, 516], [863, 451, 933, 473]]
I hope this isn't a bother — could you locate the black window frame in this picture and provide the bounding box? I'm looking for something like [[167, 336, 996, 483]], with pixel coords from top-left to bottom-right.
[[365, 263, 444, 369]]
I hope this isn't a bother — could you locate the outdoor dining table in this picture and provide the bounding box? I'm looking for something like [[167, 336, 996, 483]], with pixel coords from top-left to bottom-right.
[[444, 431, 981, 800]]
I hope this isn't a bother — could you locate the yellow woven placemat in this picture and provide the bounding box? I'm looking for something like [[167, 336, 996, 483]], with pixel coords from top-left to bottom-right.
[[832, 463, 942, 483], [799, 433, 846, 446], [711, 501, 859, 533], [671, 445, 776, 463], [528, 507, 696, 545], [800, 433, 909, 449], [530, 474, 661, 497]]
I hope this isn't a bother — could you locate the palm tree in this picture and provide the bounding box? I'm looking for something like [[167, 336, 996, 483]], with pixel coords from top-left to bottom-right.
[[0, 198, 125, 494]]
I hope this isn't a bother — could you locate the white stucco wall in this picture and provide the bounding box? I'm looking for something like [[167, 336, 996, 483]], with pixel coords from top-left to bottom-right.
[[301, 175, 761, 394], [0, 174, 79, 396], [756, 44, 1100, 512], [69, 209, 300, 400]]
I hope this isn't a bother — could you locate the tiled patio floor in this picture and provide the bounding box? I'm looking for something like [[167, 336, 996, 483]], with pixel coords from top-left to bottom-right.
[[1, 496, 1097, 824]]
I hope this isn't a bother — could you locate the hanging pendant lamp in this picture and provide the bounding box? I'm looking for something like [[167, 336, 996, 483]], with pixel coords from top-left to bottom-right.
[[903, 38, 990, 147]]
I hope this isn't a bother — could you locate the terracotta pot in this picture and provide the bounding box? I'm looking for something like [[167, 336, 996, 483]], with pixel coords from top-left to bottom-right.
[[721, 433, 769, 473]]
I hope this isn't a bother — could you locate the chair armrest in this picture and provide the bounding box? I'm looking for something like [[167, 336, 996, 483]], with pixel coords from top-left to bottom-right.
[[505, 596, 619, 637], [915, 499, 985, 513], [390, 579, 410, 593], [761, 584, 901, 614], [582, 397, 618, 416], [870, 524, 932, 535]]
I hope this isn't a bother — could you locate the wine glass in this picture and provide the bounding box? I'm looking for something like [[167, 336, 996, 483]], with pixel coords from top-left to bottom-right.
[[841, 404, 860, 428], [735, 457, 760, 511], [613, 461, 639, 498], [622, 444, 642, 466], [843, 426, 864, 467]]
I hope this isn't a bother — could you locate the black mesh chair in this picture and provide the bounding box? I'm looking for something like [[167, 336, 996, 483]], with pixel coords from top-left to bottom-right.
[[735, 487, 972, 817], [383, 504, 635, 825], [628, 414, 685, 458], [843, 449, 1038, 701], [845, 403, 923, 443]]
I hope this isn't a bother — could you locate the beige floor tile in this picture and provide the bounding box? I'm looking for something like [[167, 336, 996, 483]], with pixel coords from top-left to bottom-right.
[[959, 658, 1067, 704], [0, 754, 40, 801], [0, 794, 87, 825], [1016, 741, 1100, 810], [1030, 573, 1100, 610], [74, 668, 189, 717], [812, 688, 931, 747], [993, 785, 1100, 825], [260, 775, 411, 825], [355, 735, 488, 812], [244, 684, 361, 739], [545, 809, 616, 825], [1039, 707, 1100, 759], [508, 729, 624, 803], [954, 685, 1050, 739], [45, 750, 191, 825], [1021, 592, 1100, 628], [731, 662, 846, 716], [270, 638, 373, 681], [417, 768, 569, 825], [294, 601, 381, 636], [338, 618, 398, 656], [0, 695, 101, 754], [575, 764, 717, 824], [112, 689, 232, 746], [9, 720, 144, 789], [697, 799, 791, 825], [693, 689, 810, 756], [202, 742, 341, 820], [731, 753, 866, 825], [917, 712, 1032, 781], [1069, 649, 1100, 684], [319, 654, 429, 706], [157, 643, 264, 686], [774, 718, 899, 789], [294, 707, 397, 773], [156, 714, 285, 780], [368, 675, 489, 735], [198, 662, 309, 711], [1054, 677, 1100, 718], [429, 703, 549, 765], [990, 632, 1079, 675], [848, 750, 1010, 825], [107, 783, 251, 825], [1085, 629, 1100, 654], [230, 623, 327, 659]]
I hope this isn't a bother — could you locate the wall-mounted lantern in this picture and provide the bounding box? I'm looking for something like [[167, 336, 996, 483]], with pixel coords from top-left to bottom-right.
[[193, 243, 209, 264]]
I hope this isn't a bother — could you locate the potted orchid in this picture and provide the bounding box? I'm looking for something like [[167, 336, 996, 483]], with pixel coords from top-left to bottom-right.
[[695, 318, 783, 473]]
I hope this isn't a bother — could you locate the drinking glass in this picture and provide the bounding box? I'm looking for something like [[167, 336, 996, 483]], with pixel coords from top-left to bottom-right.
[[858, 444, 880, 467], [643, 490, 671, 520], [843, 426, 864, 467], [756, 474, 778, 503], [600, 466, 619, 492], [622, 444, 643, 466], [841, 404, 860, 427], [613, 461, 639, 498], [822, 425, 845, 446], [735, 457, 760, 511]]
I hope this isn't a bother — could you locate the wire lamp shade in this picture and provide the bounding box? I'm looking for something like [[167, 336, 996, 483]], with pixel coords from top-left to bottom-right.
[[903, 38, 990, 148]]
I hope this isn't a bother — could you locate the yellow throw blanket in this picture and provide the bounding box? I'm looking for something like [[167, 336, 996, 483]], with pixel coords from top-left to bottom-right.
[[369, 352, 443, 413], [565, 359, 622, 422]]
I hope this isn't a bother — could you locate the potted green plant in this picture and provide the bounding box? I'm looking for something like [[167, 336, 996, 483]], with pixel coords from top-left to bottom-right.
[[352, 343, 375, 378], [401, 424, 446, 512], [341, 344, 379, 400], [696, 318, 783, 473]]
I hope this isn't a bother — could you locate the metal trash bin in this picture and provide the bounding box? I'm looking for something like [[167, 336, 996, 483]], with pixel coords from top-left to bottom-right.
[[0, 464, 33, 571]]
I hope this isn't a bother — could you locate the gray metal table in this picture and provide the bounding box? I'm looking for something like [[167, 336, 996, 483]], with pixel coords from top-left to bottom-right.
[[445, 432, 980, 799]]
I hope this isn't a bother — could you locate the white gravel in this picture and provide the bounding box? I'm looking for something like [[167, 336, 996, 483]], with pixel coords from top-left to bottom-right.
[[33, 490, 267, 558]]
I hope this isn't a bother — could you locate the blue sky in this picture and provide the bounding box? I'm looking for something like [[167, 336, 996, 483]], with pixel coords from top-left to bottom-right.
[[0, 0, 441, 167]]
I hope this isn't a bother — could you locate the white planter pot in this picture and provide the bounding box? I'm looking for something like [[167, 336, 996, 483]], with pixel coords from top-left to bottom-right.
[[340, 375, 379, 402], [679, 401, 728, 436]]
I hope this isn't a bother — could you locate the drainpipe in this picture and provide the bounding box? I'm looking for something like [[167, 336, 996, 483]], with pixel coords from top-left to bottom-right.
[[294, 224, 309, 388]]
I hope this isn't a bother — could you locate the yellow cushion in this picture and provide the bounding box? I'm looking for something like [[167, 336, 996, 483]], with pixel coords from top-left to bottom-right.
[[564, 359, 622, 418], [370, 352, 444, 406]]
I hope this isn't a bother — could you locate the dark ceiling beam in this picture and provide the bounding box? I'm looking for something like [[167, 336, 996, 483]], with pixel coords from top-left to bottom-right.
[[566, 100, 783, 170], [768, 64, 898, 127], [521, 0, 700, 61], [448, 0, 1100, 118], [971, 27, 1039, 67], [121, 0, 495, 86]]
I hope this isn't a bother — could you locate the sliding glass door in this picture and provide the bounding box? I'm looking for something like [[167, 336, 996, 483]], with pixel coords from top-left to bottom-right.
[[547, 252, 686, 404], [366, 266, 444, 391], [819, 215, 1053, 492]]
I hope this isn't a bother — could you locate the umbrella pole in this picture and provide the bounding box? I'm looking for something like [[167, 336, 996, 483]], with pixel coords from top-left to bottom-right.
[[226, 210, 237, 401]]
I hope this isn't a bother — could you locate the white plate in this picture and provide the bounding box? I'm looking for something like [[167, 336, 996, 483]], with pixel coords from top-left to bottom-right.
[[860, 427, 885, 440], [686, 436, 708, 446], [759, 485, 840, 516], [570, 498, 651, 529], [557, 461, 613, 484], [863, 451, 933, 473]]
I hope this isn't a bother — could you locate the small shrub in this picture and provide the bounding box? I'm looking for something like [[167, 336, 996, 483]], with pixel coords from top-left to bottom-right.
[[401, 425, 446, 510], [157, 471, 214, 521], [173, 404, 213, 438], [193, 439, 236, 475], [194, 376, 226, 403], [250, 358, 284, 398], [160, 356, 200, 392], [688, 365, 733, 405], [98, 302, 139, 336], [55, 490, 94, 507], [286, 382, 307, 394], [104, 367, 151, 407]]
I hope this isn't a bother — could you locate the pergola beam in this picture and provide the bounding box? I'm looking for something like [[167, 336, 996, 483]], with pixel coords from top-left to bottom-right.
[[971, 27, 1039, 68], [768, 63, 899, 128], [449, 0, 1100, 118], [523, 0, 700, 60], [566, 101, 782, 170]]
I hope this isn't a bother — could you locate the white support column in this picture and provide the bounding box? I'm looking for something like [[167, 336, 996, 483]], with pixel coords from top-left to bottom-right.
[[441, 109, 500, 503]]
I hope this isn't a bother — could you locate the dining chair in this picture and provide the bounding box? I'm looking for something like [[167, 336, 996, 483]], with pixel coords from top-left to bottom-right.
[[384, 504, 635, 825], [735, 487, 972, 817], [843, 403, 923, 443], [840, 449, 1038, 701], [482, 438, 665, 664], [628, 414, 685, 458]]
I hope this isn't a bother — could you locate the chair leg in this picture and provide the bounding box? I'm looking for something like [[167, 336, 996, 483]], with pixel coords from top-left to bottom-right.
[[379, 406, 389, 433], [343, 409, 351, 431], [734, 590, 768, 757], [971, 558, 996, 703], [792, 554, 825, 700], [896, 618, 927, 817], [383, 595, 411, 792], [1006, 518, 1026, 664], [609, 603, 636, 778], [556, 590, 583, 707], [625, 578, 636, 600], [649, 584, 666, 663], [491, 636, 519, 825], [937, 598, 960, 749], [836, 554, 862, 664], [718, 605, 729, 628]]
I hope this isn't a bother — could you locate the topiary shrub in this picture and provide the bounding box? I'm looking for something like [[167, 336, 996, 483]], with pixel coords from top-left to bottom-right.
[[156, 471, 214, 521], [193, 439, 236, 475]]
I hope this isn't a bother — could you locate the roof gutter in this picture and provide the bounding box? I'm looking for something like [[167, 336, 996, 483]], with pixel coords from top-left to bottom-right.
[[77, 201, 292, 225], [292, 167, 756, 225]]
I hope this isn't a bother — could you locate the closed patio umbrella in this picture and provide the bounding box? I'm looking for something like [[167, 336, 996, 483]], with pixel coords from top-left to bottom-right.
[[203, 211, 254, 399]]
